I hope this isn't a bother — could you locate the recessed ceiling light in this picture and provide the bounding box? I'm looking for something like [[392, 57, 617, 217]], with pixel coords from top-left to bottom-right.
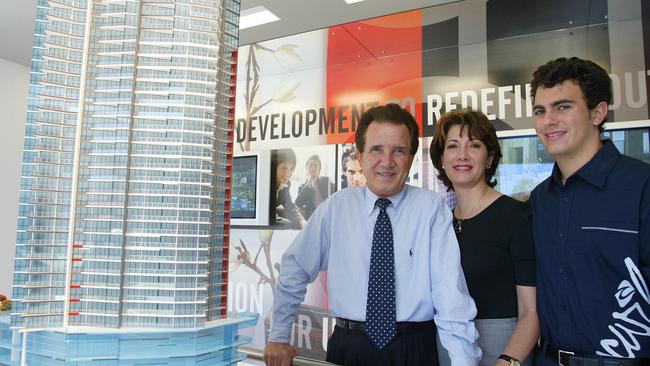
[[239, 6, 280, 30], [344, 0, 366, 3]]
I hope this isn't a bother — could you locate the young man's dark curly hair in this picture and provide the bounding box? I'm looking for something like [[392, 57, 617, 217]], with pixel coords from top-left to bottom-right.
[[530, 57, 612, 132]]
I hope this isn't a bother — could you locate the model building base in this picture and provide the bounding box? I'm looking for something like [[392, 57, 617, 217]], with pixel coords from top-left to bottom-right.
[[0, 313, 258, 366]]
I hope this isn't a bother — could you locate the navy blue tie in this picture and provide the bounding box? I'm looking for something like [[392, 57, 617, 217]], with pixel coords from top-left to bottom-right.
[[365, 198, 396, 349]]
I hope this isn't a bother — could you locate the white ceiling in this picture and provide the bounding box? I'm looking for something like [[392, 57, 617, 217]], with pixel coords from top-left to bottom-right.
[[237, 0, 457, 45], [0, 0, 455, 67]]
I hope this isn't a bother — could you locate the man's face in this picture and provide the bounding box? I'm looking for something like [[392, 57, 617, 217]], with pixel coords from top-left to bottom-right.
[[533, 80, 605, 163], [345, 159, 366, 187], [358, 121, 414, 198], [307, 159, 320, 178]]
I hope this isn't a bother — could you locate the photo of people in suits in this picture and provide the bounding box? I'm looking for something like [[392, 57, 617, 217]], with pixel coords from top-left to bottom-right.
[[271, 146, 337, 228]]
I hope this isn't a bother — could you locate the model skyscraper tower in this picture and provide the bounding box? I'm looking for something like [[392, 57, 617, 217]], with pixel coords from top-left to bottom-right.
[[13, 0, 239, 333]]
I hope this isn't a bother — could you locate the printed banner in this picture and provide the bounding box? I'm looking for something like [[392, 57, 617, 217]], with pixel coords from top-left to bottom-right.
[[230, 0, 650, 361], [234, 0, 650, 152]]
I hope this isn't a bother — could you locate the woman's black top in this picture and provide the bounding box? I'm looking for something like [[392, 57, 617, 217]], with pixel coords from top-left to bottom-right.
[[453, 195, 536, 319]]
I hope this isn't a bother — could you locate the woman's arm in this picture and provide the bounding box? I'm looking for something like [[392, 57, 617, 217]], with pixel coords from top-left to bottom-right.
[[494, 285, 539, 365]]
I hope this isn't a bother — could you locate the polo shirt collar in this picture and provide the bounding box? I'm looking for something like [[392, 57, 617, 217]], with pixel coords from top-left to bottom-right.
[[551, 139, 619, 189], [364, 186, 407, 216]]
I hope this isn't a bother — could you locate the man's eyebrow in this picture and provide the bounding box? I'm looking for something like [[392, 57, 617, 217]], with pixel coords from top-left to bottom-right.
[[551, 98, 574, 106], [533, 99, 575, 109]]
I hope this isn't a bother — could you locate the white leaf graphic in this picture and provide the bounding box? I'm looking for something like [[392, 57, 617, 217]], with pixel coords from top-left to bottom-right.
[[616, 280, 635, 307], [271, 80, 301, 103]]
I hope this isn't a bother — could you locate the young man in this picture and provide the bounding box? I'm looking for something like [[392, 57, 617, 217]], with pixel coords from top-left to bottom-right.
[[264, 104, 481, 366], [530, 57, 650, 365], [342, 147, 367, 188]]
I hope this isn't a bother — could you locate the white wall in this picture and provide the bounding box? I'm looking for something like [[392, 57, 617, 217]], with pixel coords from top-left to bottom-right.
[[0, 58, 29, 297]]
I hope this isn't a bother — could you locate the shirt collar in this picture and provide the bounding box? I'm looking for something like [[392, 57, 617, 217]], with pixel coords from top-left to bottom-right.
[[364, 186, 407, 216], [551, 139, 619, 189]]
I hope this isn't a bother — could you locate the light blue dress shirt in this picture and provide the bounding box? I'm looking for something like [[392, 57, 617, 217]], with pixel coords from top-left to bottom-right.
[[269, 185, 481, 365]]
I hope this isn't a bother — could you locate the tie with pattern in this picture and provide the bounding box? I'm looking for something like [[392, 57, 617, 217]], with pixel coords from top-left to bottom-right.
[[365, 198, 396, 349]]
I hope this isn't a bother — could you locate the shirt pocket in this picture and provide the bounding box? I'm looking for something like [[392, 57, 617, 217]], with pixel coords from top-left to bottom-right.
[[571, 219, 639, 255]]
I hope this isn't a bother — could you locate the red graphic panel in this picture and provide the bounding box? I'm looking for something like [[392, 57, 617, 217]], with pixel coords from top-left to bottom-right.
[[326, 10, 423, 144]]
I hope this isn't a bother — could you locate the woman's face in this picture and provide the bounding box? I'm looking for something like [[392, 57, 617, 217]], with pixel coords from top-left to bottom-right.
[[442, 124, 492, 190], [307, 159, 320, 177], [277, 162, 295, 186]]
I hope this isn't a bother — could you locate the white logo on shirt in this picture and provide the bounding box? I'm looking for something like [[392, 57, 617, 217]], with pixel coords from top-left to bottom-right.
[[597, 257, 650, 358]]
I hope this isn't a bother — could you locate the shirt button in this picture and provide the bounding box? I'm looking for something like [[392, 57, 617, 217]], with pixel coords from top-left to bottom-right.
[[559, 232, 565, 238], [563, 197, 569, 203], [559, 267, 565, 274], [560, 305, 567, 311]]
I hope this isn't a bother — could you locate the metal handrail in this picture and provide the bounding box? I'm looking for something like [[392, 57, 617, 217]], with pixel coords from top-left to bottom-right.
[[240, 347, 337, 366]]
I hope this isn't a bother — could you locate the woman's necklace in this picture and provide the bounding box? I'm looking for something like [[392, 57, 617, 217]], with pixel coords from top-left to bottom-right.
[[454, 188, 488, 234]]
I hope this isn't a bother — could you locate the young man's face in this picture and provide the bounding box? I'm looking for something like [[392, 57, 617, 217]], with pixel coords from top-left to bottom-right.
[[358, 121, 414, 198], [345, 159, 366, 187], [532, 80, 605, 163]]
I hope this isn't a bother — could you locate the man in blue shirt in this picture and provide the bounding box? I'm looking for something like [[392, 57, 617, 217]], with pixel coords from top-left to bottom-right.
[[263, 104, 481, 366], [530, 57, 650, 365]]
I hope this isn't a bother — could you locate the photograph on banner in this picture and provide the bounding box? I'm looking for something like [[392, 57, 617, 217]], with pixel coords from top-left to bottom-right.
[[272, 148, 306, 230], [420, 136, 456, 209], [494, 136, 554, 201], [408, 141, 423, 188], [228, 228, 332, 361], [231, 150, 273, 226], [234, 30, 329, 153], [293, 145, 337, 221], [337, 143, 366, 190], [271, 145, 337, 229], [231, 155, 258, 219]]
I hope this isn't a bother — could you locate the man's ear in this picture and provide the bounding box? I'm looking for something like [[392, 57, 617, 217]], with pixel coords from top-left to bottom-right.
[[591, 101, 608, 128]]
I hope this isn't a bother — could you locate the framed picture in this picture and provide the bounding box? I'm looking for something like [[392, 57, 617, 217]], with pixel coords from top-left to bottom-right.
[[231, 150, 271, 226]]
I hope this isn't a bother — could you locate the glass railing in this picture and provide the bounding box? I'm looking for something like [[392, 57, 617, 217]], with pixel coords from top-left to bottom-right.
[[125, 228, 211, 235], [125, 254, 207, 262], [126, 215, 211, 222], [123, 268, 208, 275]]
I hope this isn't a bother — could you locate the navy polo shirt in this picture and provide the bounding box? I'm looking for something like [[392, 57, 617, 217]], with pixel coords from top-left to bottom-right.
[[530, 140, 650, 360]]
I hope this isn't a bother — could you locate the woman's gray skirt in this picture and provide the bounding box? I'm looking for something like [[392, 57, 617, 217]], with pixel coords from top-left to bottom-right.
[[436, 317, 534, 366]]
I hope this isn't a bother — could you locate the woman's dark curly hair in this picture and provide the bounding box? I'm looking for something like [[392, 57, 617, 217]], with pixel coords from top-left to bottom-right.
[[429, 108, 502, 191]]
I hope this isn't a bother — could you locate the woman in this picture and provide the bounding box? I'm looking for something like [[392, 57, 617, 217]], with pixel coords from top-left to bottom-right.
[[295, 154, 335, 220], [273, 148, 306, 229], [430, 109, 539, 366]]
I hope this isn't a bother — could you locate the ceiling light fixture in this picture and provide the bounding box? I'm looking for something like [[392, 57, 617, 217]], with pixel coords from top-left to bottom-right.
[[344, 0, 366, 3], [239, 6, 280, 30]]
